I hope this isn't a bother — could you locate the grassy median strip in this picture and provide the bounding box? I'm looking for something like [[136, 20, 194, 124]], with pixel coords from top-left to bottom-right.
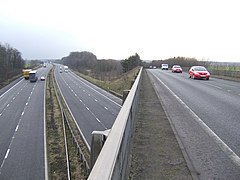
[[54, 88, 90, 179], [46, 65, 90, 179], [46, 68, 68, 179]]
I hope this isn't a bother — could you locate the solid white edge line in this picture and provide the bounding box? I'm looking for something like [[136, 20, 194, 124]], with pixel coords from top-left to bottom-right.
[[0, 78, 23, 99], [153, 73, 240, 167], [44, 67, 49, 180]]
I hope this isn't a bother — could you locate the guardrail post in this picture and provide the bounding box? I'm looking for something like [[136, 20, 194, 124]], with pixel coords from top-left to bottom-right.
[[90, 129, 111, 169]]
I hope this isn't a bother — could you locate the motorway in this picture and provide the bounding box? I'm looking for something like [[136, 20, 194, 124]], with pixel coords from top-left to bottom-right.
[[54, 65, 122, 148], [0, 65, 51, 180], [147, 69, 240, 179]]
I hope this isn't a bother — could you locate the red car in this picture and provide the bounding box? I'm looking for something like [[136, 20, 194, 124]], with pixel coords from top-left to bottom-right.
[[189, 66, 210, 80], [172, 65, 182, 73]]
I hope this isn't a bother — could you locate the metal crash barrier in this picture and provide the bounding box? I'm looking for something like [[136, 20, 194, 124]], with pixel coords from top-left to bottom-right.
[[88, 67, 143, 180]]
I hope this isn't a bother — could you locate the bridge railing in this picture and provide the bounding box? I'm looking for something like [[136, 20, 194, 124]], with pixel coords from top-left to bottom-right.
[[88, 67, 143, 180]]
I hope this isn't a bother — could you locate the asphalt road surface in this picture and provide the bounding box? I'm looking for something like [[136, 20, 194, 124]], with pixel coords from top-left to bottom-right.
[[54, 65, 122, 148], [0, 65, 51, 180], [147, 69, 240, 179]]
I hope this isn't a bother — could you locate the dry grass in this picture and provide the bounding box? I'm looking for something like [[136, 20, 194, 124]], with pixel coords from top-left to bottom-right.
[[74, 67, 140, 95]]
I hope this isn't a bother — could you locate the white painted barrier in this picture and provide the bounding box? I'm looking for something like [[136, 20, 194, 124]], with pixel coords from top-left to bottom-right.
[[88, 67, 143, 180]]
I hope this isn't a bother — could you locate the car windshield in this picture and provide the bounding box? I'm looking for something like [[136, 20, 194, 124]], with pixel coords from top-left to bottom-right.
[[194, 66, 207, 71], [173, 65, 181, 68]]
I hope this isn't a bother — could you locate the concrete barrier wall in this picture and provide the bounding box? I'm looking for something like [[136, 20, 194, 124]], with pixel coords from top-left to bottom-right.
[[88, 67, 143, 180]]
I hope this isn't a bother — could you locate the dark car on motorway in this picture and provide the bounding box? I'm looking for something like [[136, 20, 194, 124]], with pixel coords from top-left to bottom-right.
[[189, 66, 210, 80], [172, 65, 182, 73]]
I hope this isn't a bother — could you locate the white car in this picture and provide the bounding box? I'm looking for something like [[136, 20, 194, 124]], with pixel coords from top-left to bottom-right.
[[161, 64, 169, 70], [40, 76, 45, 81]]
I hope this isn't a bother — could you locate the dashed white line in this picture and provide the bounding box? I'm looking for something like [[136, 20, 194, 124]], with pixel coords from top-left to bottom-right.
[[86, 107, 89, 111], [6, 104, 9, 107], [21, 112, 24, 116], [94, 99, 98, 102], [4, 149, 10, 159], [15, 125, 19, 132], [26, 102, 28, 106], [79, 99, 82, 102], [96, 118, 100, 122], [104, 107, 108, 110]]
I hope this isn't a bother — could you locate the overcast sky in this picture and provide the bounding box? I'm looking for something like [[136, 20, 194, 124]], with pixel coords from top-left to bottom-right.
[[0, 0, 240, 62]]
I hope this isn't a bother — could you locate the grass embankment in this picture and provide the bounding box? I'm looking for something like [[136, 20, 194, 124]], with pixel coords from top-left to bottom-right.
[[74, 67, 140, 96], [0, 74, 22, 89], [208, 66, 240, 81], [46, 67, 89, 179]]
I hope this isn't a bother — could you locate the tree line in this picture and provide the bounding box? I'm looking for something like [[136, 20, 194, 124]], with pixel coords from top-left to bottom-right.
[[150, 56, 210, 69], [0, 43, 25, 84]]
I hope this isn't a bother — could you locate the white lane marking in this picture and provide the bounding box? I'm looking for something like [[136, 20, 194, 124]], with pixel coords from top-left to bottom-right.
[[96, 118, 100, 122], [95, 99, 98, 102], [6, 104, 9, 107], [13, 97, 15, 100], [0, 77, 39, 173], [70, 72, 122, 107], [153, 74, 240, 167], [4, 149, 10, 159], [26, 102, 28, 106], [59, 72, 109, 129], [0, 78, 23, 99], [104, 107, 108, 110], [88, 94, 91, 96], [15, 125, 19, 132], [0, 113, 2, 116]]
